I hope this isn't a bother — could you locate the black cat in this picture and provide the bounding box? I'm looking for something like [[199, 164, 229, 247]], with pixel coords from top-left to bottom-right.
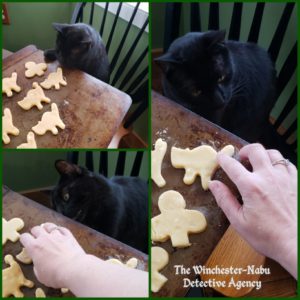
[[45, 23, 110, 83], [52, 160, 148, 253], [156, 30, 277, 143]]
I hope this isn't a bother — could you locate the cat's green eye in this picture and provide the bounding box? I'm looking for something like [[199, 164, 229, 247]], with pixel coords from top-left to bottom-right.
[[192, 89, 202, 97], [218, 75, 226, 83], [63, 193, 69, 201]]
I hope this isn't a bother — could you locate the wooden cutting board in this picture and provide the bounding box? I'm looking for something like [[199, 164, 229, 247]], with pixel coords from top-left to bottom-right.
[[3, 186, 148, 297], [2, 45, 132, 148]]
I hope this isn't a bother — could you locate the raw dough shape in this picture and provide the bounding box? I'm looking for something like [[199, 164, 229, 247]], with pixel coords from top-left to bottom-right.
[[32, 103, 65, 135], [2, 255, 34, 297], [16, 248, 32, 264], [17, 131, 37, 149], [152, 138, 167, 187], [25, 61, 47, 78], [2, 72, 21, 97], [61, 288, 69, 294], [171, 144, 235, 190], [40, 67, 67, 90], [3, 217, 24, 245], [35, 288, 46, 298], [107, 257, 138, 269], [151, 247, 169, 293], [18, 82, 51, 110], [151, 190, 207, 248], [2, 108, 20, 144]]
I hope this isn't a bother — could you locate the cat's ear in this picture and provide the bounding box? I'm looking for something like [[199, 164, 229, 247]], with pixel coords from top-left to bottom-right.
[[55, 160, 82, 176], [204, 30, 226, 49], [155, 52, 181, 73], [52, 23, 70, 34]]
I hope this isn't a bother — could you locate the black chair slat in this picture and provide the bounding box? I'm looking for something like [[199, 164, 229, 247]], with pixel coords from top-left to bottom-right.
[[282, 119, 296, 141], [112, 17, 149, 86], [85, 152, 94, 172], [208, 3, 219, 30], [99, 152, 108, 177], [100, 3, 109, 36], [110, 3, 140, 71], [131, 152, 144, 177], [125, 68, 148, 95], [106, 3, 122, 53], [247, 3, 265, 43], [190, 3, 201, 31], [66, 151, 79, 164], [268, 3, 294, 62], [163, 3, 182, 52], [277, 43, 296, 96], [274, 88, 296, 129], [71, 3, 86, 24], [115, 151, 126, 176], [119, 46, 148, 91], [89, 2, 95, 25], [229, 3, 243, 40]]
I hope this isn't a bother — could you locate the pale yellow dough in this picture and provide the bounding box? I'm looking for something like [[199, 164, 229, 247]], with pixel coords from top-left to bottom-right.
[[16, 247, 33, 264], [151, 138, 167, 187], [151, 190, 207, 248], [40, 67, 67, 90], [25, 61, 47, 78], [2, 108, 20, 144], [32, 103, 65, 135], [35, 287, 46, 298], [2, 72, 21, 97], [18, 82, 51, 110], [61, 288, 69, 293], [2, 217, 24, 245], [171, 144, 235, 190], [2, 255, 34, 297], [107, 257, 138, 269], [17, 131, 37, 149], [151, 247, 169, 293]]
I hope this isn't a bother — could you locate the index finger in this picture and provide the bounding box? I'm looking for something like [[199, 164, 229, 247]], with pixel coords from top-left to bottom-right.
[[217, 153, 252, 188]]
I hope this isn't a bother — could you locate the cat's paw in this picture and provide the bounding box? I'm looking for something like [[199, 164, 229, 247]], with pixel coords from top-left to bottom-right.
[[44, 49, 57, 61]]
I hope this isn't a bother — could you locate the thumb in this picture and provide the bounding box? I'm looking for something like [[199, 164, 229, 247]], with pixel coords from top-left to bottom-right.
[[209, 180, 242, 227]]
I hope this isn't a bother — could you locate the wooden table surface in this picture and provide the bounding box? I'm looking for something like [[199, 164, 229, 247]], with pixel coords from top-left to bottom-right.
[[2, 186, 148, 298], [2, 45, 132, 148], [151, 91, 296, 297]]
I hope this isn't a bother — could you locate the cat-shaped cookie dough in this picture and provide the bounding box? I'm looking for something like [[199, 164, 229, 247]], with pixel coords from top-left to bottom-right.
[[32, 103, 65, 135], [2, 72, 21, 97], [40, 67, 67, 90], [18, 82, 51, 110], [2, 108, 20, 144]]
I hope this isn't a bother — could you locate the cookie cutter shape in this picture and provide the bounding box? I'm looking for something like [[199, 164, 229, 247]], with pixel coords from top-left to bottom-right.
[[16, 247, 33, 265], [2, 72, 21, 97], [171, 144, 235, 190], [2, 255, 34, 297], [151, 247, 169, 293], [25, 61, 47, 78], [35, 288, 46, 298], [151, 190, 207, 248], [32, 103, 65, 135], [152, 138, 167, 187], [17, 131, 37, 149], [40, 67, 67, 90], [18, 82, 51, 110], [3, 217, 24, 245], [107, 257, 138, 269], [2, 108, 20, 144]]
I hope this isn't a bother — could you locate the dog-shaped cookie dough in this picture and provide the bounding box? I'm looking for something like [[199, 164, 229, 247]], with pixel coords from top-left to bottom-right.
[[152, 138, 167, 187], [2, 217, 24, 245], [25, 61, 47, 78], [171, 144, 235, 190], [3, 255, 34, 297], [151, 247, 169, 293], [18, 82, 51, 110], [152, 190, 207, 248], [32, 103, 65, 135], [2, 108, 20, 144], [2, 72, 21, 97], [40, 67, 67, 90], [17, 131, 37, 149]]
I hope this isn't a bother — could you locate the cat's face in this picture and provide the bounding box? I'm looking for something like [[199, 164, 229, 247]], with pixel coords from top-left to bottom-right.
[[157, 30, 233, 112], [52, 23, 93, 67], [52, 160, 95, 222]]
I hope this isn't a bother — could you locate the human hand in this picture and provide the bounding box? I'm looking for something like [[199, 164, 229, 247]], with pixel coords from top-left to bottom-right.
[[20, 223, 86, 288], [209, 143, 297, 278]]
